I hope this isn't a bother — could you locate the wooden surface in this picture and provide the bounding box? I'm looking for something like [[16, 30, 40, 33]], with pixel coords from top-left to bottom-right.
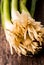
[[0, 24, 44, 65]]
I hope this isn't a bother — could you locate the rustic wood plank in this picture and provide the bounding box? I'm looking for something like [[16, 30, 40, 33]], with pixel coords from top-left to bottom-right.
[[20, 55, 28, 65], [32, 57, 38, 65], [40, 55, 44, 65], [36, 56, 41, 65], [28, 57, 33, 65]]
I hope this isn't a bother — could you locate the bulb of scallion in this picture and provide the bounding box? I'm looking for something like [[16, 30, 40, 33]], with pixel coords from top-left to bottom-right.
[[1, 0, 44, 56]]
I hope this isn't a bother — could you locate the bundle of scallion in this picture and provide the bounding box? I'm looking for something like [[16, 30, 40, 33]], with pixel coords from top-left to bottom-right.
[[1, 0, 44, 56]]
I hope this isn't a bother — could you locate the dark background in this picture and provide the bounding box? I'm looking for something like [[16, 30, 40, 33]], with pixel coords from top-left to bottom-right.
[[26, 0, 44, 25], [35, 0, 44, 25]]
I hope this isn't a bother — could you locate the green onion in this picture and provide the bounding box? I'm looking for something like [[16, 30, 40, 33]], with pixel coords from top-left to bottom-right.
[[11, 0, 18, 21], [1, 0, 44, 56], [21, 0, 27, 5], [0, 2, 1, 13], [11, 0, 18, 11], [20, 0, 29, 13], [3, 0, 11, 22], [1, 0, 11, 29], [1, 0, 4, 28], [30, 0, 37, 17], [20, 0, 37, 18]]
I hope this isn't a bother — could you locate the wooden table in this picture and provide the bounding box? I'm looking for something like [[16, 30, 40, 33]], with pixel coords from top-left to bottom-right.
[[0, 24, 44, 65]]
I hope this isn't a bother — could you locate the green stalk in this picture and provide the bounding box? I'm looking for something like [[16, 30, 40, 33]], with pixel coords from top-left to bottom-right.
[[22, 0, 27, 5], [1, 0, 11, 29], [3, 0, 11, 21], [0, 2, 1, 13], [11, 0, 18, 11], [1, 0, 4, 28], [1, 0, 18, 28], [30, 0, 37, 17], [11, 0, 18, 21], [20, 0, 29, 13]]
